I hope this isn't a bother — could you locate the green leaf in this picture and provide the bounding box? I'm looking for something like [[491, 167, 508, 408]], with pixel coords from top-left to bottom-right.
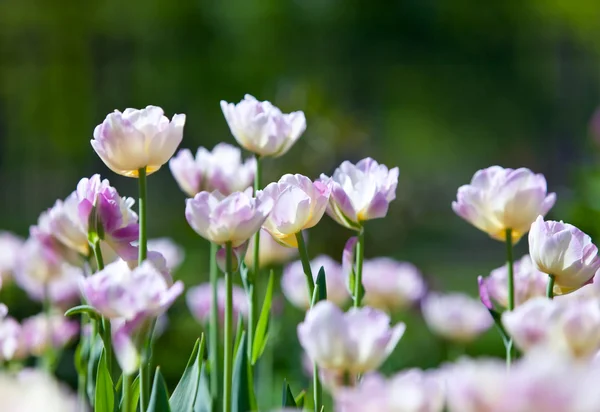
[[232, 333, 251, 412], [252, 270, 274, 364], [281, 379, 297, 407], [94, 348, 115, 412], [233, 315, 245, 358], [294, 390, 306, 408], [170, 336, 205, 412], [487, 308, 511, 346], [310, 283, 320, 307], [148, 367, 172, 412], [315, 266, 327, 302], [193, 362, 212, 412], [65, 305, 101, 320], [120, 375, 141, 412], [87, 335, 104, 406], [239, 262, 250, 291]]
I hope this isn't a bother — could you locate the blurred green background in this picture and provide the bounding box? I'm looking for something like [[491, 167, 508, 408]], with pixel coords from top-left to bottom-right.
[[2, 0, 600, 408]]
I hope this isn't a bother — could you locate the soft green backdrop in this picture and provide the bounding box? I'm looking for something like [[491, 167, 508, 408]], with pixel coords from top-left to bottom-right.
[[2, 0, 600, 408]]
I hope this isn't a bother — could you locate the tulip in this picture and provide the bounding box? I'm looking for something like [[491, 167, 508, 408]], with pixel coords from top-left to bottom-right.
[[320, 158, 399, 230], [261, 174, 330, 247], [220, 95, 306, 157], [342, 250, 425, 312], [244, 229, 298, 269], [147, 238, 185, 272], [20, 312, 79, 356], [479, 255, 547, 309], [452, 166, 556, 242], [0, 307, 24, 361], [529, 216, 600, 295], [297, 301, 405, 374], [0, 232, 23, 283], [186, 280, 248, 325], [421, 292, 492, 343], [185, 188, 273, 246], [282, 255, 349, 309], [502, 297, 600, 359], [91, 106, 185, 177], [169, 143, 256, 197]]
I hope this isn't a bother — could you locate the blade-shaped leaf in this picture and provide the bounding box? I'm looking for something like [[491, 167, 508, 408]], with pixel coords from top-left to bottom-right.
[[315, 266, 327, 302], [124, 375, 141, 412], [87, 335, 104, 406], [193, 362, 212, 412], [148, 367, 172, 412], [65, 305, 101, 320], [281, 379, 297, 407], [94, 348, 115, 412], [232, 333, 251, 412], [294, 390, 306, 408], [170, 336, 205, 411], [252, 270, 274, 364], [233, 315, 245, 358]]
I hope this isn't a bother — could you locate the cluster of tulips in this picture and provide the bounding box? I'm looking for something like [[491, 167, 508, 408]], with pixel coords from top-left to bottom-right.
[[0, 93, 599, 412]]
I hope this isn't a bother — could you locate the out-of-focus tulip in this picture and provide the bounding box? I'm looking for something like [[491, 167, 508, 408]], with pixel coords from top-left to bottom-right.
[[0, 306, 23, 361], [91, 106, 185, 177], [320, 158, 399, 230], [170, 143, 256, 197], [452, 166, 555, 242], [282, 255, 349, 309], [0, 369, 81, 412], [186, 280, 248, 325], [148, 238, 185, 272], [529, 216, 600, 295], [244, 229, 298, 269], [0, 232, 23, 283], [480, 254, 547, 309], [220, 95, 306, 157], [261, 174, 330, 247], [185, 188, 273, 246], [20, 312, 79, 356], [502, 297, 600, 359], [297, 301, 405, 374], [421, 292, 492, 343]]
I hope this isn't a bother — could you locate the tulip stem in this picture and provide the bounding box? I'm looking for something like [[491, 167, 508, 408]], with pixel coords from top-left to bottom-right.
[[504, 228, 515, 368], [224, 242, 234, 412], [137, 166, 149, 411], [209, 242, 220, 409], [249, 156, 261, 367], [295, 231, 315, 298], [122, 373, 131, 412], [547, 275, 555, 299], [354, 228, 365, 307], [313, 363, 322, 412], [91, 239, 113, 377]]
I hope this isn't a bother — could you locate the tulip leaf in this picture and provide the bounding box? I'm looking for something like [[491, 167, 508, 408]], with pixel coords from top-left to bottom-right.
[[232, 333, 252, 412], [65, 305, 101, 320], [281, 379, 298, 407], [170, 336, 205, 411], [120, 375, 141, 412], [239, 262, 250, 291], [233, 315, 245, 358], [294, 390, 306, 408], [486, 307, 511, 347], [193, 362, 212, 412], [315, 266, 327, 302], [252, 270, 274, 364], [87, 335, 104, 406], [148, 367, 172, 412], [94, 348, 115, 412]]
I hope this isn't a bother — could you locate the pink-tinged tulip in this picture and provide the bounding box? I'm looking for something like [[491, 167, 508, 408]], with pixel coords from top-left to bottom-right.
[[529, 216, 600, 295], [480, 255, 547, 309], [148, 238, 185, 272], [0, 369, 80, 412], [320, 158, 399, 230], [452, 166, 556, 242], [0, 306, 24, 361], [298, 301, 405, 374], [0, 232, 23, 283], [342, 243, 425, 312], [185, 188, 273, 246], [502, 297, 600, 359], [244, 229, 298, 269], [186, 280, 248, 325], [282, 255, 349, 309], [335, 369, 445, 412], [421, 293, 492, 343], [92, 106, 186, 177], [169, 143, 256, 197], [261, 174, 330, 247], [20, 312, 79, 356], [220, 95, 306, 157]]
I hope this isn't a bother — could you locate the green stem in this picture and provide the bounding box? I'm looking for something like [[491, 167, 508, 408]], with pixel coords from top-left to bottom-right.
[[208, 242, 220, 411], [505, 229, 514, 311], [223, 242, 234, 412], [249, 156, 262, 358], [42, 284, 56, 373], [122, 373, 131, 412], [92, 240, 113, 376], [547, 275, 555, 299], [295, 232, 314, 299], [353, 228, 365, 308], [313, 362, 322, 412], [137, 166, 149, 411]]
